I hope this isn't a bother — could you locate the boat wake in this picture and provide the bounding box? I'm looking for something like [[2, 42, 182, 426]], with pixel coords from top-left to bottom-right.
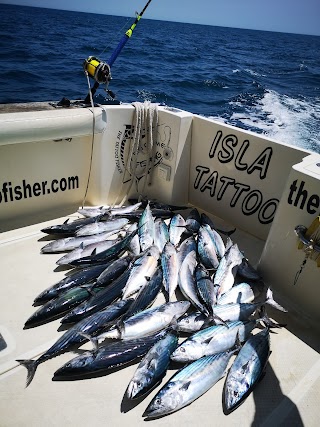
[[227, 90, 320, 152]]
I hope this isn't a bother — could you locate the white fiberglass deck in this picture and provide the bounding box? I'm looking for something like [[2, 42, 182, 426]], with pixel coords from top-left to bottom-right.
[[0, 211, 319, 427]]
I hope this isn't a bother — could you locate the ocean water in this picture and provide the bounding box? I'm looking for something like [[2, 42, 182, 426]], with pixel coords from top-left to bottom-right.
[[1, 3, 319, 153]]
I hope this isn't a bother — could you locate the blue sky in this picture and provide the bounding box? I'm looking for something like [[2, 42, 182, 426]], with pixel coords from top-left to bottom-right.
[[1, 0, 320, 36]]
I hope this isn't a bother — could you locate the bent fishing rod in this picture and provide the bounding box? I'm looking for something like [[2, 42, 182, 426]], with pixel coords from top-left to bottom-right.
[[83, 0, 153, 104]]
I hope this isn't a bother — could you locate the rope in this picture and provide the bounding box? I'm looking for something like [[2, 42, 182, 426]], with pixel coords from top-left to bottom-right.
[[115, 101, 159, 206]]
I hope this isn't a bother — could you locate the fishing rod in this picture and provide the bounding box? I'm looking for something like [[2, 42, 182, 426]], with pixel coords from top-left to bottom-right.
[[83, 0, 153, 104]]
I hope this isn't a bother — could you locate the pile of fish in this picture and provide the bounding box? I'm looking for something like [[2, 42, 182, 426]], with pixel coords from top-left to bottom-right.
[[18, 199, 287, 418]]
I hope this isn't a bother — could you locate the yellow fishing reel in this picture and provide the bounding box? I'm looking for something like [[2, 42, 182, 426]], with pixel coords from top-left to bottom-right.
[[83, 56, 111, 84]]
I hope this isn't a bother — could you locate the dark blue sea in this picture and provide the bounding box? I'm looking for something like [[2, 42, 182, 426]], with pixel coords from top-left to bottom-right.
[[1, 4, 319, 153]]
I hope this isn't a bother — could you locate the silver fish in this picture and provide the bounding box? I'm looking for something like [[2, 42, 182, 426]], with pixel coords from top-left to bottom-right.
[[177, 311, 208, 333], [178, 251, 209, 315], [223, 328, 270, 413], [77, 206, 110, 218], [53, 330, 167, 380], [195, 263, 219, 313], [218, 282, 256, 305], [17, 299, 131, 387], [56, 238, 120, 266], [97, 301, 190, 341], [171, 320, 257, 362], [109, 202, 142, 216], [122, 246, 160, 298], [202, 223, 226, 258], [228, 284, 287, 313], [138, 203, 155, 251], [96, 256, 132, 286], [126, 223, 141, 256], [214, 244, 244, 297], [123, 268, 163, 320], [144, 349, 236, 418], [154, 219, 169, 253], [76, 218, 129, 237], [211, 300, 264, 324], [40, 230, 119, 254], [177, 236, 197, 268], [126, 326, 179, 399], [185, 208, 201, 234], [169, 214, 186, 246], [161, 241, 179, 300], [197, 225, 220, 269]]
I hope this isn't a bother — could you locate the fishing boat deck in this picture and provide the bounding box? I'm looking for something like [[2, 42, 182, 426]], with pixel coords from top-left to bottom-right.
[[0, 211, 319, 427]]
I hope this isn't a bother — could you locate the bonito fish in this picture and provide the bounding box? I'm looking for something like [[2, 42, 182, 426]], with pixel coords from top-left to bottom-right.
[[161, 241, 179, 300], [223, 328, 270, 414], [122, 246, 160, 298], [76, 217, 129, 237], [53, 330, 167, 380], [138, 203, 155, 251], [171, 320, 257, 362], [40, 230, 118, 254], [143, 349, 237, 418], [17, 299, 131, 387], [126, 326, 179, 399], [97, 301, 190, 341]]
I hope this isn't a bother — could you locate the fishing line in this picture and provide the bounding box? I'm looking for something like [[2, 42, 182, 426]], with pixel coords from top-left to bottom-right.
[[99, 16, 131, 57], [81, 70, 97, 209]]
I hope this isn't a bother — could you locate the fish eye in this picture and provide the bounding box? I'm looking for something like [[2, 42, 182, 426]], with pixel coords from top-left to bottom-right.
[[180, 347, 186, 353], [234, 391, 239, 397]]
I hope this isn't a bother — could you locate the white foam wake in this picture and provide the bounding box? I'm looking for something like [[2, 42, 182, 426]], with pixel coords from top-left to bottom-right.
[[230, 90, 320, 153]]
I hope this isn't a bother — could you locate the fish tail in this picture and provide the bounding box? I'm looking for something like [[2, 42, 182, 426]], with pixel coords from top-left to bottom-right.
[[266, 288, 288, 312], [258, 306, 287, 329], [16, 359, 39, 387]]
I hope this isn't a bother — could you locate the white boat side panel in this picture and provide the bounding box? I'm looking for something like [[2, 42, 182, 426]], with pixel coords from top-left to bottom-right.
[[0, 136, 94, 232], [85, 105, 193, 206], [0, 107, 106, 146], [259, 154, 320, 321], [189, 115, 309, 240]]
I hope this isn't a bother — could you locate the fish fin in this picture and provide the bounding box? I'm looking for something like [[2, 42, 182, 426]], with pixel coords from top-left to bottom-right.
[[234, 330, 242, 350], [179, 381, 191, 391], [86, 286, 97, 297], [78, 332, 99, 355], [63, 219, 69, 225], [265, 288, 288, 312], [258, 306, 286, 329], [79, 284, 94, 296], [167, 316, 179, 332], [212, 313, 229, 328], [79, 242, 85, 249], [16, 359, 39, 387], [90, 248, 97, 256], [145, 276, 151, 281], [116, 319, 125, 335], [200, 315, 215, 329]]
